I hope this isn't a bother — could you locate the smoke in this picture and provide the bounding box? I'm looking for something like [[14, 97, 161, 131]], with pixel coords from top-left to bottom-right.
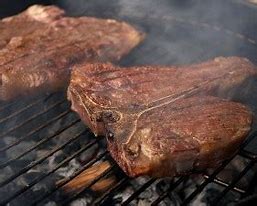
[[55, 0, 257, 116], [116, 0, 257, 65], [55, 0, 257, 65], [54, 0, 257, 159]]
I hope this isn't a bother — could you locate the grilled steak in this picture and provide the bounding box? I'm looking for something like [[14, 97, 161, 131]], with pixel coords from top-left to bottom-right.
[[68, 57, 256, 177], [0, 5, 64, 49], [0, 5, 143, 100]]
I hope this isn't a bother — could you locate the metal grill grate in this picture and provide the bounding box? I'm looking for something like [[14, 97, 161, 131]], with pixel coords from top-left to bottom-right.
[[0, 92, 256, 206], [1, 1, 257, 205]]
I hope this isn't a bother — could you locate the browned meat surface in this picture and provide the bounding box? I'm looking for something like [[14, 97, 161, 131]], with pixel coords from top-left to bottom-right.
[[68, 56, 256, 177], [0, 5, 64, 49], [0, 5, 143, 100]]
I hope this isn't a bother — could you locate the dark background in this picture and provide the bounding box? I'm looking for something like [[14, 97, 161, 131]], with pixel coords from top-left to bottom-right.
[[0, 0, 50, 18]]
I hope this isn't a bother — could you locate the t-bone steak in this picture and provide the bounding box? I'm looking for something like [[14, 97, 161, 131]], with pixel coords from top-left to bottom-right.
[[68, 57, 256, 177], [0, 5, 143, 100]]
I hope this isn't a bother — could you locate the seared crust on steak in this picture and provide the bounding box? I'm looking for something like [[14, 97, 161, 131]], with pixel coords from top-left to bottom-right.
[[106, 96, 252, 177], [0, 5, 144, 100], [68, 57, 256, 177]]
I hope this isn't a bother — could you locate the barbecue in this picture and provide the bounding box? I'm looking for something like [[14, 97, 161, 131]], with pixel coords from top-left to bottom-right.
[[1, 0, 257, 206], [0, 5, 143, 100]]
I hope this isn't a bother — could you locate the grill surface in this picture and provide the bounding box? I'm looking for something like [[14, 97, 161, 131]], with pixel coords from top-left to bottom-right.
[[1, 0, 257, 205], [0, 94, 256, 206]]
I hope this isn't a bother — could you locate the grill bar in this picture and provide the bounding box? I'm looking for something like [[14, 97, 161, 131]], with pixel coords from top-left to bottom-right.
[[31, 151, 108, 205], [94, 177, 130, 205], [1, 1, 257, 204], [0, 99, 22, 112], [0, 117, 79, 168], [203, 175, 246, 194], [239, 149, 257, 160], [0, 121, 82, 187], [181, 131, 257, 205], [182, 162, 238, 205], [241, 171, 257, 198], [0, 109, 71, 153], [0, 99, 66, 138], [0, 139, 98, 205], [212, 159, 256, 205], [151, 176, 187, 206], [0, 95, 256, 205], [122, 178, 156, 206], [0, 95, 46, 124]]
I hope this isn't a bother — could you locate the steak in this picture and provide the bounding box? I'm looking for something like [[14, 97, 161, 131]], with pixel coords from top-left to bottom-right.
[[0, 5, 64, 49], [0, 5, 144, 100], [68, 57, 256, 177]]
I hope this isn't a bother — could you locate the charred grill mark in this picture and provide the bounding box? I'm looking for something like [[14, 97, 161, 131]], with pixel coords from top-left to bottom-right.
[[0, 40, 87, 68], [0, 53, 30, 68], [95, 69, 121, 76], [123, 71, 236, 146], [97, 70, 151, 83], [111, 79, 154, 92], [150, 104, 249, 125], [147, 72, 232, 107]]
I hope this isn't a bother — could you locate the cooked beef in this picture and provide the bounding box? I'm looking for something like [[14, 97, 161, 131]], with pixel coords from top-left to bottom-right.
[[106, 96, 252, 177], [68, 56, 256, 177], [0, 5, 64, 50], [0, 5, 144, 100]]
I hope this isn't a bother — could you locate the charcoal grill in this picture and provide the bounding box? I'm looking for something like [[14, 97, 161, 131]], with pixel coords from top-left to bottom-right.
[[1, 0, 257, 205]]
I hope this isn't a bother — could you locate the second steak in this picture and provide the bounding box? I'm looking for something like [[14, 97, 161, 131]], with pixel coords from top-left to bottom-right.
[[0, 5, 143, 100]]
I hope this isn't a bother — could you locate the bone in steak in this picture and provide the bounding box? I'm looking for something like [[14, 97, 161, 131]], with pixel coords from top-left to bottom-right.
[[0, 5, 143, 100], [68, 57, 256, 177]]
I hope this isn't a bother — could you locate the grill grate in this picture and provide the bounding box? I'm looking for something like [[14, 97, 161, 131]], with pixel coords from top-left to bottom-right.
[[1, 1, 257, 205], [0, 92, 256, 206]]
